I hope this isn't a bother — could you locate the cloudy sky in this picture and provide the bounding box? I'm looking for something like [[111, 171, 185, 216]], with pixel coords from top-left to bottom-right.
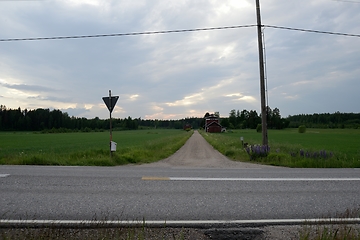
[[1, 0, 359, 120]]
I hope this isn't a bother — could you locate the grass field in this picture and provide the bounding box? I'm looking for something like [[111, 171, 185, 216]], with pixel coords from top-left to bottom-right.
[[1, 128, 359, 168], [0, 129, 192, 166], [200, 128, 360, 168]]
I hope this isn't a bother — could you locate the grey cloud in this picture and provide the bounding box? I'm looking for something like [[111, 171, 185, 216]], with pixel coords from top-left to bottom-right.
[[0, 82, 55, 92]]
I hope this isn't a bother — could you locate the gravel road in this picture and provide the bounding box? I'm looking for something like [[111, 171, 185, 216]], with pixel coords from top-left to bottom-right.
[[141, 130, 273, 169]]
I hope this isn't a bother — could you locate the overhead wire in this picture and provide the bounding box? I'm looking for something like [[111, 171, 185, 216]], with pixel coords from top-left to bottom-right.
[[331, 0, 360, 3], [0, 24, 359, 42], [0, 25, 257, 42], [264, 25, 360, 38]]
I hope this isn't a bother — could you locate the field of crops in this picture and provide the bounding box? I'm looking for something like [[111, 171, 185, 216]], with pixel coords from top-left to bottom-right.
[[0, 129, 192, 166], [200, 128, 360, 168]]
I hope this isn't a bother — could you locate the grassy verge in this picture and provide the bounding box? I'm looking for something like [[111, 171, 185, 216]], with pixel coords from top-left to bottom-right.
[[199, 129, 360, 168], [0, 130, 193, 166], [300, 224, 360, 240], [299, 208, 360, 240]]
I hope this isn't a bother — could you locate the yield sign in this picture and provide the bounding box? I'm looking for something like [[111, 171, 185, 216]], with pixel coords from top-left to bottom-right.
[[102, 96, 119, 113]]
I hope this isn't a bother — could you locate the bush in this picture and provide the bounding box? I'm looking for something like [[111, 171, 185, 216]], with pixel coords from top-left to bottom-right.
[[256, 124, 262, 133], [298, 125, 306, 133]]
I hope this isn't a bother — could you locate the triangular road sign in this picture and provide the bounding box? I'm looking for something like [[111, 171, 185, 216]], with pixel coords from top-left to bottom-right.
[[102, 96, 119, 113]]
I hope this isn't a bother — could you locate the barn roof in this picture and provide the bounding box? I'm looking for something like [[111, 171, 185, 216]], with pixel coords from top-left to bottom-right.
[[205, 121, 222, 128]]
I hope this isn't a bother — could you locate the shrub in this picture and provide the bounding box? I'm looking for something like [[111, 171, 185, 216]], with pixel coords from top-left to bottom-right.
[[256, 124, 262, 133], [298, 125, 306, 133]]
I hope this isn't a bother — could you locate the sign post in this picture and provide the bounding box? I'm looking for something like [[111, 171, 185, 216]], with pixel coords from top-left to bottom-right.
[[102, 90, 119, 156]]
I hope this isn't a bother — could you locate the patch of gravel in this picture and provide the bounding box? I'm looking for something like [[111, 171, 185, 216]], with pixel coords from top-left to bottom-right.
[[0, 225, 304, 239], [262, 225, 302, 239], [0, 227, 210, 240]]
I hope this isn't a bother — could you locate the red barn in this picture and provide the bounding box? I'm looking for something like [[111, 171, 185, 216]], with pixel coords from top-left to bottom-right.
[[205, 114, 223, 133], [183, 123, 192, 130]]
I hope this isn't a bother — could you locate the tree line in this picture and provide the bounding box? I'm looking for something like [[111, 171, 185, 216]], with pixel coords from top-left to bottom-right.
[[0, 105, 203, 132], [286, 112, 360, 129], [220, 107, 290, 129], [0, 105, 358, 132], [221, 108, 360, 130]]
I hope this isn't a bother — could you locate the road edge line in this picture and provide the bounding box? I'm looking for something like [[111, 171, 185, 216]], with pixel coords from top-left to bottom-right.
[[1, 218, 360, 228]]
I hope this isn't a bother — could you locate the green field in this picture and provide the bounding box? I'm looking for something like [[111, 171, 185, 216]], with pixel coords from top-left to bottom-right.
[[0, 129, 192, 166], [1, 128, 359, 167], [200, 128, 360, 168]]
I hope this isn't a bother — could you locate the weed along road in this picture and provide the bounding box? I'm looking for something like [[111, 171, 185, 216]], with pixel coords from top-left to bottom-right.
[[1, 131, 360, 224]]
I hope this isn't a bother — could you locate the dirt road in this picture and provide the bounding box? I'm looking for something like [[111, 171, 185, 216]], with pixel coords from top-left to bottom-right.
[[143, 130, 273, 168]]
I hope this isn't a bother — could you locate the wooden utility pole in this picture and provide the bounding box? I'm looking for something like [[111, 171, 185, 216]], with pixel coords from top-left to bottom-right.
[[255, 0, 268, 146]]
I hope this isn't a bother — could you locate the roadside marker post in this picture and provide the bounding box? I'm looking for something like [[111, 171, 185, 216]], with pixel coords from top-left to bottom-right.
[[102, 90, 119, 156]]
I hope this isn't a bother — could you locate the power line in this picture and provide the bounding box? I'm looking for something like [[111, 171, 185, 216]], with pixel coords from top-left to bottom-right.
[[331, 0, 360, 3], [0, 24, 359, 42], [264, 25, 360, 38], [0, 25, 256, 42]]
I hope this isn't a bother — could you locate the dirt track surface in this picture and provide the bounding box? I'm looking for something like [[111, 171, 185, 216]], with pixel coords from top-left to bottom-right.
[[142, 130, 273, 168]]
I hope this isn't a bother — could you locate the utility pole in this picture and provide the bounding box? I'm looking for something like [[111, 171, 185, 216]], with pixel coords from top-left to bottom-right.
[[255, 0, 268, 146]]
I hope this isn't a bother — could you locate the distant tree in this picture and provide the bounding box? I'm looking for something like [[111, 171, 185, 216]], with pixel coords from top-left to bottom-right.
[[229, 109, 237, 128], [221, 118, 230, 128], [298, 125, 306, 133]]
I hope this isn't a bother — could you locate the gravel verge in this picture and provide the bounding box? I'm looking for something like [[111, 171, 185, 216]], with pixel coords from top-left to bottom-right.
[[0, 225, 302, 239]]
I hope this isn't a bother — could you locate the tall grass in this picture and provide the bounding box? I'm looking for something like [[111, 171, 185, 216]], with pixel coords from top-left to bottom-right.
[[0, 130, 193, 166], [299, 208, 360, 240], [200, 129, 360, 168]]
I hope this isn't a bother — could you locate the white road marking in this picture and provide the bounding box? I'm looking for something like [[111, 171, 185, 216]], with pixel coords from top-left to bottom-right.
[[143, 177, 360, 181], [0, 174, 10, 178], [1, 218, 360, 227]]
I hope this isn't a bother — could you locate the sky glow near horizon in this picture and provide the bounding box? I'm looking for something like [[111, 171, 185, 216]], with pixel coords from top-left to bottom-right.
[[0, 0, 359, 120]]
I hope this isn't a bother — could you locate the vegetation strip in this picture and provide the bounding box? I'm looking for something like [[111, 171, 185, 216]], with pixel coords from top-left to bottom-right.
[[142, 177, 360, 181]]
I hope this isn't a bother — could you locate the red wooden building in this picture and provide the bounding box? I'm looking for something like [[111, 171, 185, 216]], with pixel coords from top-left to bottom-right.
[[205, 114, 223, 133], [183, 123, 192, 130]]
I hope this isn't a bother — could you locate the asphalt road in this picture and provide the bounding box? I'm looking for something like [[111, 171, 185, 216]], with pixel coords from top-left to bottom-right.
[[1, 165, 359, 221]]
